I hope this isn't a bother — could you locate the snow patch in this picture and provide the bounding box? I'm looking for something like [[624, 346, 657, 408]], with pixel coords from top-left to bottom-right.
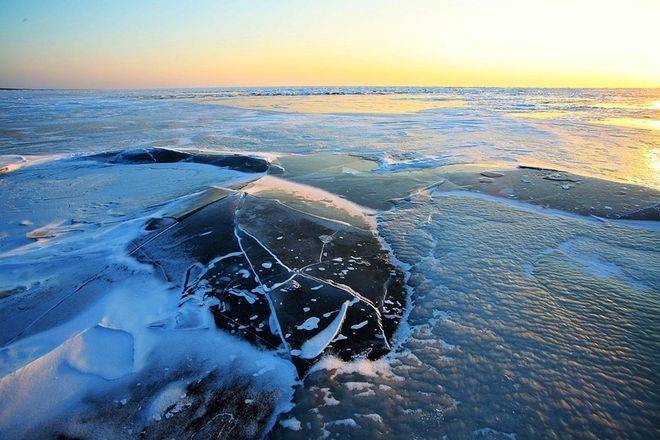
[[309, 354, 402, 380], [326, 418, 360, 428], [299, 301, 350, 359], [296, 317, 320, 331], [350, 320, 368, 330], [279, 417, 302, 431], [356, 413, 383, 423]]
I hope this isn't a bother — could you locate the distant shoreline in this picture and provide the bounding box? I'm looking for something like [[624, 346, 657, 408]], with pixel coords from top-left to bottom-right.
[[1, 86, 658, 92], [0, 87, 56, 91]]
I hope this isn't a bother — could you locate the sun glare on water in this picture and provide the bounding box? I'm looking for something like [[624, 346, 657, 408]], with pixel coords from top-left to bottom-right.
[[592, 118, 660, 132], [196, 95, 464, 114]]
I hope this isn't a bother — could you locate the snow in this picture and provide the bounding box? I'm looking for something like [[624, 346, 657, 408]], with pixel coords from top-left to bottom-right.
[[372, 191, 659, 438], [356, 413, 383, 423], [0, 264, 297, 436], [350, 320, 368, 330], [344, 382, 372, 391], [437, 190, 660, 232], [309, 354, 401, 380], [319, 388, 340, 406], [299, 301, 350, 359], [326, 418, 360, 427], [471, 428, 517, 439], [246, 175, 376, 228], [356, 389, 375, 397], [65, 325, 135, 380], [0, 164, 296, 438], [296, 317, 320, 331], [366, 152, 452, 173], [0, 153, 65, 174], [146, 381, 190, 421], [279, 417, 302, 431]]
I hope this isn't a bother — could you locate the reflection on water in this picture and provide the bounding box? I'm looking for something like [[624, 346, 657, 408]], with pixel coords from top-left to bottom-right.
[[545, 100, 659, 110], [649, 148, 660, 174], [507, 110, 570, 119], [590, 117, 660, 131], [196, 94, 464, 114]]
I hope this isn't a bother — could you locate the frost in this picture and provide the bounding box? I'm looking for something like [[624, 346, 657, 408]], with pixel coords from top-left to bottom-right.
[[356, 413, 383, 423], [319, 388, 340, 406], [146, 381, 190, 421], [326, 418, 360, 427], [309, 354, 400, 380], [279, 417, 302, 431], [344, 382, 372, 391]]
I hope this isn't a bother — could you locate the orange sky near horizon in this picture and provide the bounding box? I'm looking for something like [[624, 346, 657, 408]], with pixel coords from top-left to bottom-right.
[[1, 0, 658, 89]]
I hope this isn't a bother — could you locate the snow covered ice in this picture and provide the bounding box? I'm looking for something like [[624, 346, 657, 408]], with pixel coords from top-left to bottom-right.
[[1, 87, 659, 439]]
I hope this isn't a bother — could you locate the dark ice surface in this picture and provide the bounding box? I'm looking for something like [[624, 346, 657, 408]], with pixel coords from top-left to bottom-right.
[[85, 147, 270, 173], [135, 188, 406, 376]]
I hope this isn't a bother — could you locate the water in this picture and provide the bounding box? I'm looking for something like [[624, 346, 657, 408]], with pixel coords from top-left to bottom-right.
[[0, 88, 658, 439]]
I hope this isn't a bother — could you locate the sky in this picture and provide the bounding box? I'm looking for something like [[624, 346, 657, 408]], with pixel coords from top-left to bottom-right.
[[1, 0, 658, 89]]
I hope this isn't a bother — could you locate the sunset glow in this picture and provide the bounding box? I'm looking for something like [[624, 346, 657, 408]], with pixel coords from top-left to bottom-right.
[[1, 0, 659, 89]]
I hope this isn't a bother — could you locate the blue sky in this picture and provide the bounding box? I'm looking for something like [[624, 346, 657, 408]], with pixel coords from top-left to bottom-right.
[[1, 0, 658, 88]]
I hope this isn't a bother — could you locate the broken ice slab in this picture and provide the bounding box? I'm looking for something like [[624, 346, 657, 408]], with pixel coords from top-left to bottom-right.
[[154, 187, 237, 221], [271, 152, 659, 221], [244, 174, 376, 230], [84, 147, 270, 173], [135, 184, 406, 375], [271, 152, 449, 210], [431, 165, 660, 221]]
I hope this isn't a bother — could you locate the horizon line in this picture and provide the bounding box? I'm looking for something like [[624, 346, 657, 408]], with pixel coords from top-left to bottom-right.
[[2, 85, 660, 92]]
